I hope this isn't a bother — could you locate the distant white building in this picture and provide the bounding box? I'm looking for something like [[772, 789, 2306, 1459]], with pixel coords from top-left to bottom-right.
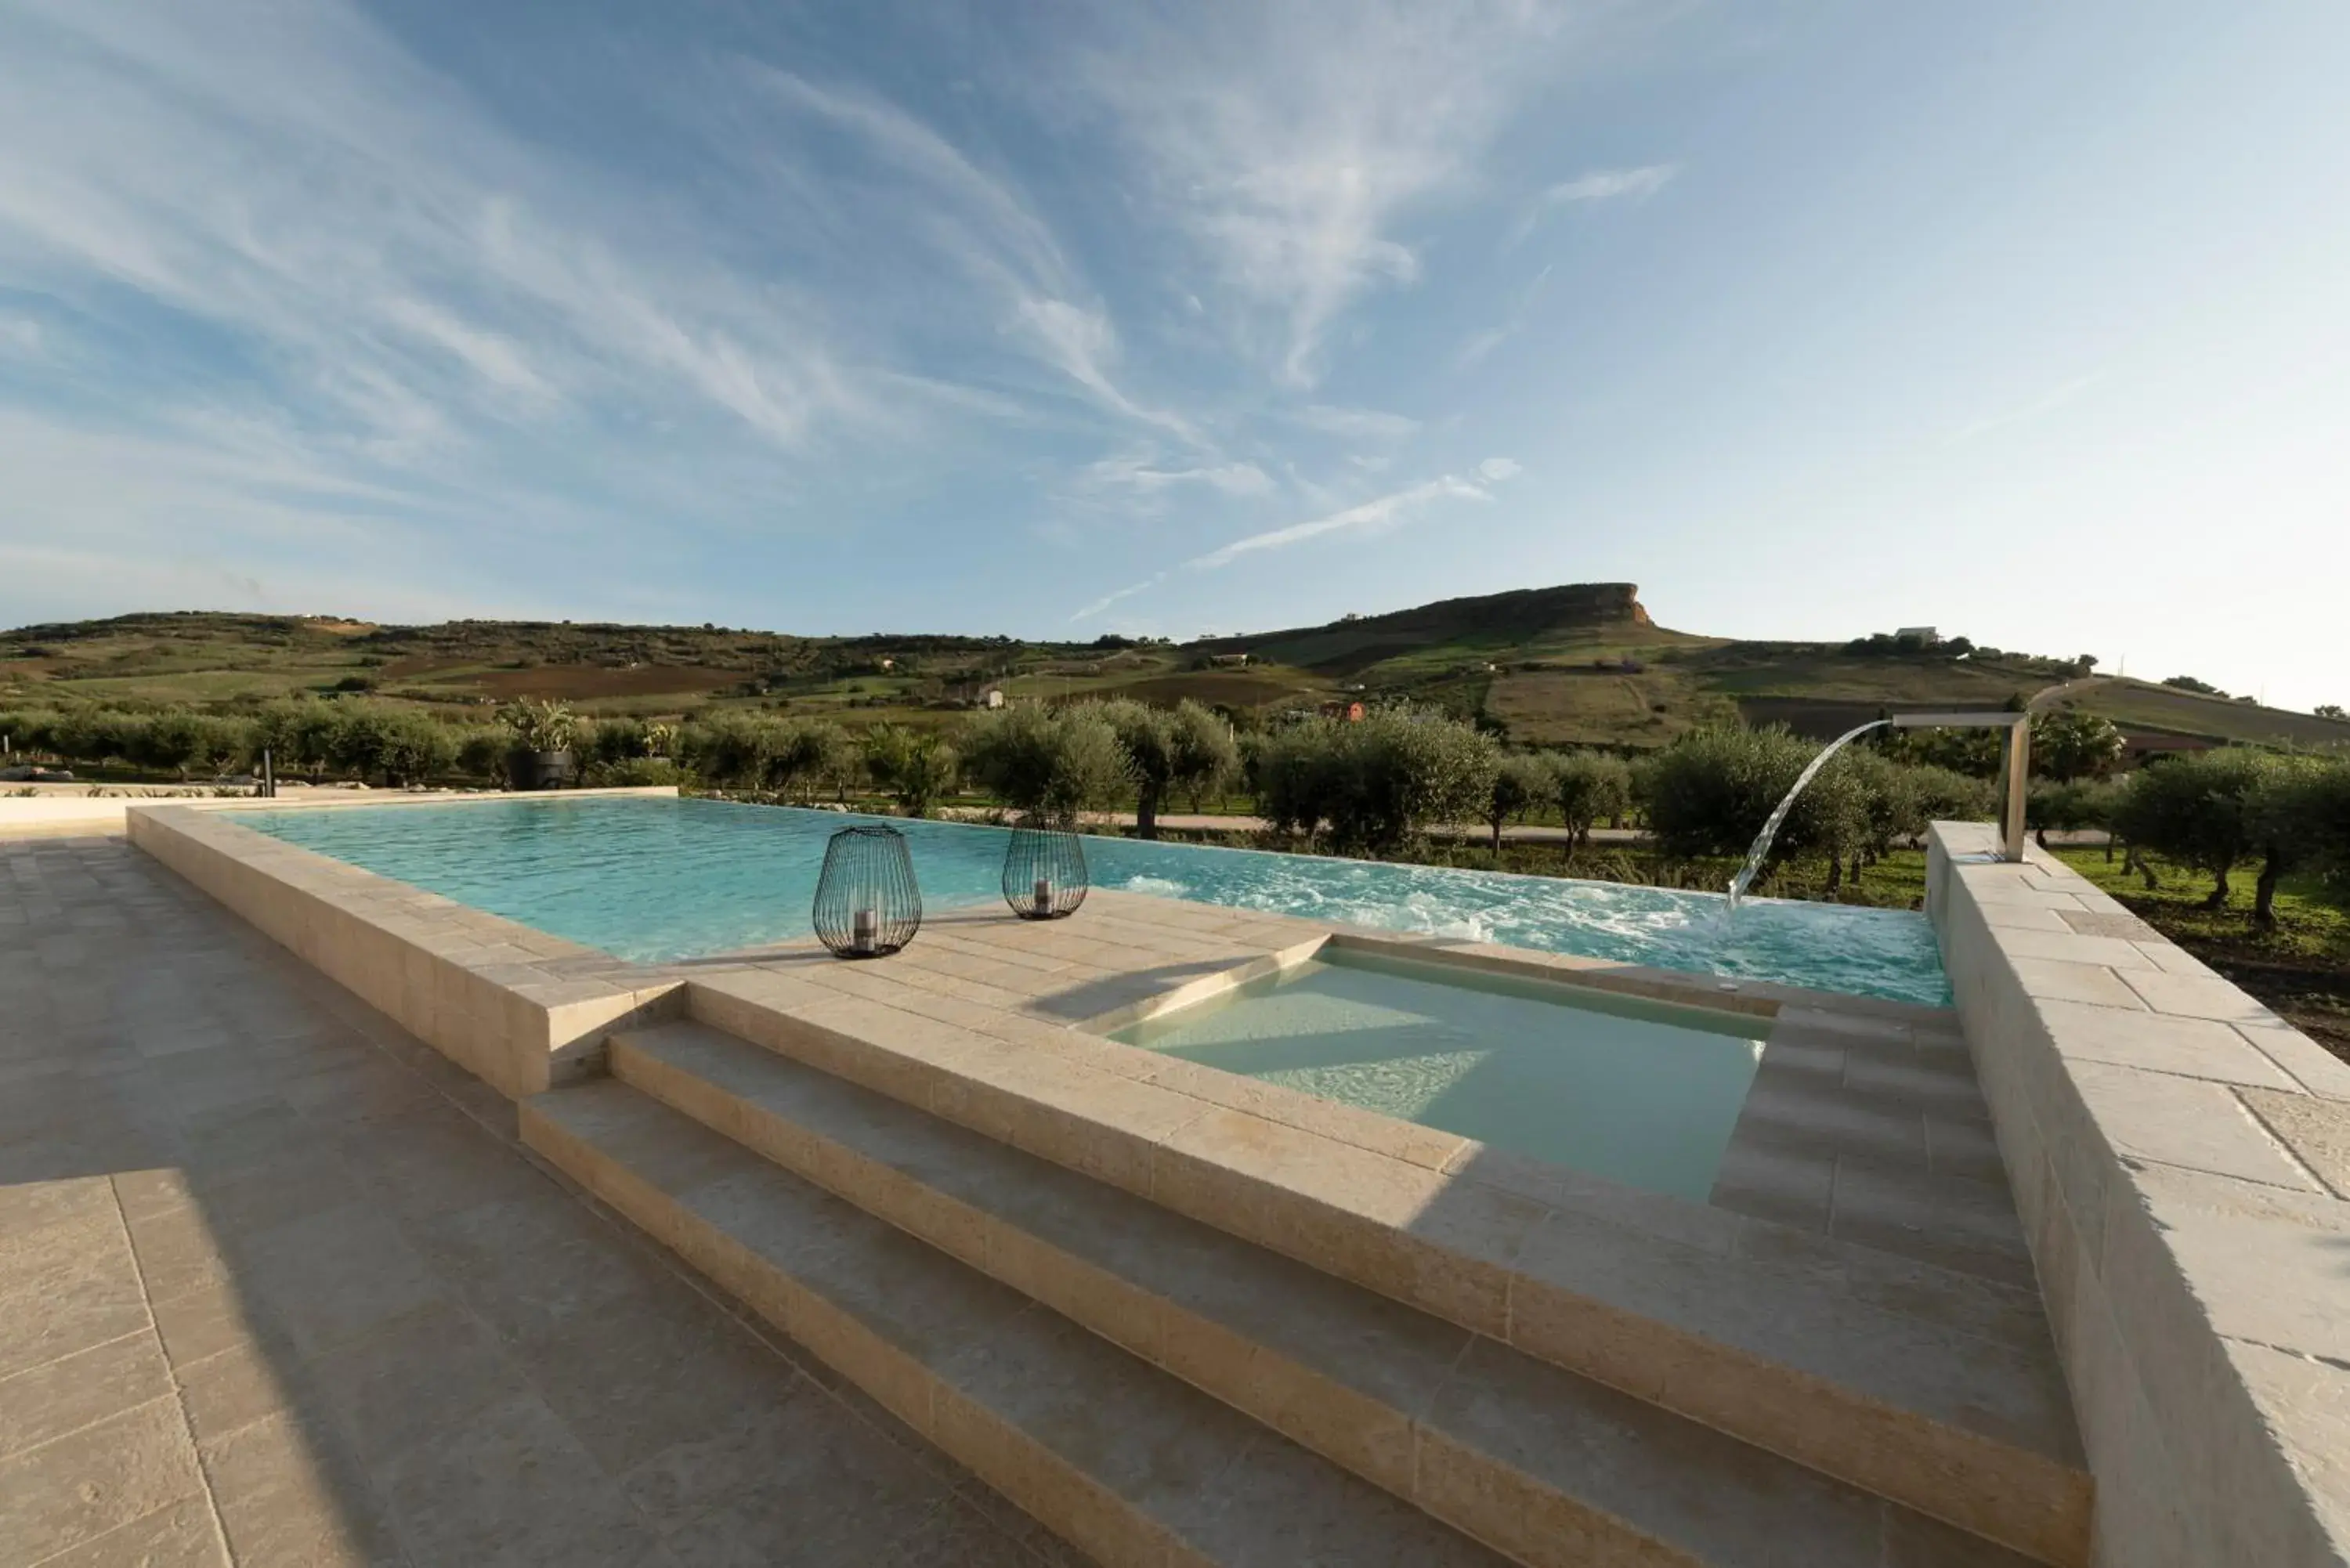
[[978, 687, 1006, 710], [1895, 626, 1939, 643]]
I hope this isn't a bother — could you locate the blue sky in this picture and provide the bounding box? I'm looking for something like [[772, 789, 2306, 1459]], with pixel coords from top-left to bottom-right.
[[1, 2, 2344, 708]]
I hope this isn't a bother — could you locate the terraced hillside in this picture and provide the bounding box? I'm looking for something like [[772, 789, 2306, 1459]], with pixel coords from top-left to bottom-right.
[[5, 589, 2345, 753]]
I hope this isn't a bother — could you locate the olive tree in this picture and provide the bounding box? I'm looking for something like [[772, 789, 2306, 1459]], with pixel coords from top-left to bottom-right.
[[964, 702, 1130, 823], [2109, 750, 2275, 909], [679, 712, 776, 789], [1485, 753, 1555, 852], [2245, 758, 2350, 923], [767, 720, 853, 802], [1245, 721, 1340, 840], [1103, 699, 1239, 838], [329, 704, 455, 786], [862, 724, 959, 818], [1638, 727, 1871, 888], [1241, 707, 1495, 854], [1552, 751, 1633, 854], [255, 699, 342, 782]]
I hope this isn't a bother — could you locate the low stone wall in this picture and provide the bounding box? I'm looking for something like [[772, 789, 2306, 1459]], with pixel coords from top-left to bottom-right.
[[1927, 822, 2350, 1566], [128, 802, 681, 1097]]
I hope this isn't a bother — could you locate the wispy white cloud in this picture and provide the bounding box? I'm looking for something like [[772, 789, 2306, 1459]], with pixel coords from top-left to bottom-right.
[[0, 1, 873, 468], [1069, 3, 1579, 387], [1071, 459, 1517, 620], [1188, 473, 1494, 569], [1292, 403, 1422, 441], [1508, 164, 1677, 247], [0, 2, 1586, 629], [744, 67, 1210, 448], [1455, 262, 1553, 372], [1542, 164, 1679, 207], [1946, 374, 2102, 445], [1083, 450, 1273, 497], [1014, 299, 1202, 444], [1069, 573, 1169, 623]]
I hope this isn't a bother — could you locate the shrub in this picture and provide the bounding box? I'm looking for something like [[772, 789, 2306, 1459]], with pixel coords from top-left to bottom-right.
[[45, 708, 147, 769], [454, 728, 510, 781], [580, 717, 650, 768], [0, 708, 56, 761], [2030, 709, 2124, 782], [584, 757, 684, 789]]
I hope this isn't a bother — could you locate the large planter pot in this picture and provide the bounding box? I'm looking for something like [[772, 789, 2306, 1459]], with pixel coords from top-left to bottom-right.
[[507, 748, 576, 792]]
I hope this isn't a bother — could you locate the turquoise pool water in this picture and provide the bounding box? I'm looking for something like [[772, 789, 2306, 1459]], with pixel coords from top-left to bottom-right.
[[239, 797, 1951, 1004], [1115, 948, 1770, 1201]]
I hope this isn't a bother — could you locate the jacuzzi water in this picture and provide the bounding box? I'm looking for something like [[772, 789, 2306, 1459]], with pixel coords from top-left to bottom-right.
[[239, 796, 1952, 1005], [1115, 946, 1770, 1201]]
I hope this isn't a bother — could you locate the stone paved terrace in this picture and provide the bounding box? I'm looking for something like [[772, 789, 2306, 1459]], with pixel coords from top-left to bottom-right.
[[0, 834, 1084, 1567], [11, 790, 2347, 1563], [9, 800, 2109, 1566]]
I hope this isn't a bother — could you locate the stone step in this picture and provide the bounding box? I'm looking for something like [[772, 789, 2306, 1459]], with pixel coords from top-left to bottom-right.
[[678, 975, 2091, 1567], [605, 1018, 2052, 1568], [520, 1079, 1520, 1568]]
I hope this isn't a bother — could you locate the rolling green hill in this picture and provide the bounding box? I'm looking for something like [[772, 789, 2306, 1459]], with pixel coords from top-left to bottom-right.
[[5, 589, 2345, 753]]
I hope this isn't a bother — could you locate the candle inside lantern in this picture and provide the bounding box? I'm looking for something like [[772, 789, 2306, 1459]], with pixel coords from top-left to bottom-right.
[[852, 906, 878, 955], [1032, 876, 1054, 915]]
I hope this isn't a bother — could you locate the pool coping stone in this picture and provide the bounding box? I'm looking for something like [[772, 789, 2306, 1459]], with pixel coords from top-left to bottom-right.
[[1927, 821, 2350, 1568]]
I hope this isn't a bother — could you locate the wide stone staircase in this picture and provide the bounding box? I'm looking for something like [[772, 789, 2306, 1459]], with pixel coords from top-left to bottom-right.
[[522, 1010, 2083, 1567]]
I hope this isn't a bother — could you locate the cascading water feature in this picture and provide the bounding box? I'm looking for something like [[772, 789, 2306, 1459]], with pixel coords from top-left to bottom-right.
[[1724, 720, 1892, 911], [1723, 708, 2036, 912]]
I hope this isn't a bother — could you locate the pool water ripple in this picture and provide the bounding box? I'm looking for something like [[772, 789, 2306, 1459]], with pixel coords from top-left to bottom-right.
[[240, 797, 1952, 1006]]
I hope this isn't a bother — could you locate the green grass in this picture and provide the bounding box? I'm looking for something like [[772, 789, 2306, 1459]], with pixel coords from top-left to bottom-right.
[[2072, 679, 2350, 748]]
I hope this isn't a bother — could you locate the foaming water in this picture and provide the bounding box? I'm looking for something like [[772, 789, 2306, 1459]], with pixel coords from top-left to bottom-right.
[[240, 797, 1952, 1005]]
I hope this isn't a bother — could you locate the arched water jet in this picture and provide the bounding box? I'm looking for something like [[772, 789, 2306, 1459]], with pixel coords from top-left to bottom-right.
[[1725, 721, 1890, 910], [1723, 710, 2037, 912]]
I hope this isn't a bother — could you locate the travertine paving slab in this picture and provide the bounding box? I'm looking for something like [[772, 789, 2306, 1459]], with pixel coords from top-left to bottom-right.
[[0, 836, 1078, 1568], [525, 1078, 1519, 1568], [672, 946, 2086, 1564], [609, 1017, 2052, 1567]]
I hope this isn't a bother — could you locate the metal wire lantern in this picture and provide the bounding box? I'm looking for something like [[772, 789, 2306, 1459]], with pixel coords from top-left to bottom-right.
[[812, 826, 923, 958], [1002, 817, 1088, 920]]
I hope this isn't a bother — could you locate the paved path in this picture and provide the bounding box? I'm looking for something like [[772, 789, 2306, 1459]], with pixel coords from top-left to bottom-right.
[[943, 807, 2112, 850], [0, 836, 1082, 1567]]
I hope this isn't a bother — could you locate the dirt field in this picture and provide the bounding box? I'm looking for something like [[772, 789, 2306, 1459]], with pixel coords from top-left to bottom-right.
[[413, 663, 753, 700]]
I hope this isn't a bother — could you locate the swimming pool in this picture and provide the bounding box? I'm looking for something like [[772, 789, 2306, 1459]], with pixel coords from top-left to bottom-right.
[[240, 797, 1951, 1005], [1115, 946, 1770, 1201]]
